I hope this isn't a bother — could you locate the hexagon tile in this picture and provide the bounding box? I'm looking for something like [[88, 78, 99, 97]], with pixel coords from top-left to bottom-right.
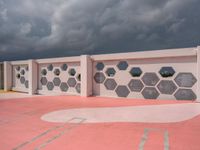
[[96, 62, 104, 71], [47, 82, 54, 91], [104, 79, 117, 90], [175, 73, 197, 87], [53, 77, 61, 86], [60, 82, 69, 92], [128, 79, 144, 92], [117, 61, 128, 70], [94, 72, 105, 83], [157, 80, 177, 95], [174, 89, 196, 100], [129, 67, 143, 77], [159, 67, 175, 78], [142, 87, 160, 99], [41, 77, 48, 85], [115, 85, 130, 97], [67, 78, 77, 87], [106, 68, 116, 77], [142, 73, 160, 86]]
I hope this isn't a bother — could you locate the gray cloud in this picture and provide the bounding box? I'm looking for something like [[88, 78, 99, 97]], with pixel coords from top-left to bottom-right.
[[0, 0, 200, 61]]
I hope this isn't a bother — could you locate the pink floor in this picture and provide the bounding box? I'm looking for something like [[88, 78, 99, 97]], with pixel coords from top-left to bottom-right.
[[0, 95, 200, 150]]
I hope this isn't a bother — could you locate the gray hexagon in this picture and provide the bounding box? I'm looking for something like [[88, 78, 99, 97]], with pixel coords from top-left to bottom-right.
[[41, 69, 47, 76], [174, 89, 196, 100], [94, 72, 105, 83], [20, 69, 25, 75], [61, 64, 68, 71], [47, 82, 54, 91], [68, 68, 76, 76], [54, 68, 60, 76], [129, 67, 143, 77], [25, 80, 29, 88], [96, 62, 105, 71], [106, 68, 116, 77], [60, 82, 69, 92], [115, 85, 130, 97], [117, 61, 129, 70], [75, 83, 81, 93], [16, 66, 20, 71], [159, 67, 175, 78], [104, 79, 117, 90], [157, 80, 177, 94], [20, 76, 25, 84], [128, 79, 144, 92], [47, 64, 53, 71], [40, 77, 48, 85], [67, 78, 77, 87], [175, 73, 197, 87], [142, 73, 160, 86], [53, 77, 61, 86], [142, 87, 160, 99]]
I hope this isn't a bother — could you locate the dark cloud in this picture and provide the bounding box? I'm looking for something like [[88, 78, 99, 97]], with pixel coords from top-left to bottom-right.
[[0, 0, 200, 61]]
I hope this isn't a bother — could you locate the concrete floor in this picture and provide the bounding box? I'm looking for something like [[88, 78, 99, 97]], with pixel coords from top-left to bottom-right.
[[0, 93, 200, 150]]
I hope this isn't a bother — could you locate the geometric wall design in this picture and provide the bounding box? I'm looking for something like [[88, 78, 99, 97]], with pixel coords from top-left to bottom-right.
[[93, 59, 197, 100], [13, 65, 29, 91], [38, 62, 81, 95]]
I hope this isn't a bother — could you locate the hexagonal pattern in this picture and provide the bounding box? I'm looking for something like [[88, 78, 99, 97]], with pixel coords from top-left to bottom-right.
[[53, 77, 61, 86], [94, 72, 105, 83], [174, 89, 196, 100], [68, 68, 76, 76], [54, 68, 60, 76], [76, 74, 81, 81], [16, 73, 20, 79], [128, 79, 144, 92], [96, 62, 105, 71], [175, 73, 197, 87], [142, 73, 160, 86], [60, 82, 69, 92], [142, 87, 160, 99], [20, 69, 25, 75], [104, 79, 117, 90], [117, 61, 128, 70], [40, 77, 48, 85], [20, 77, 25, 84], [115, 85, 130, 97], [61, 64, 68, 71], [106, 68, 116, 77], [25, 80, 29, 88], [16, 66, 20, 71], [47, 64, 53, 71], [75, 83, 81, 93], [47, 82, 54, 90], [157, 80, 177, 94], [67, 78, 77, 87], [41, 69, 47, 76], [159, 67, 175, 78], [129, 67, 142, 77]]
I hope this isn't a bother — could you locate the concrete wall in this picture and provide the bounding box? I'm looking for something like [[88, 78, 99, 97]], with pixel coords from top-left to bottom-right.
[[0, 63, 4, 89], [1, 46, 200, 101]]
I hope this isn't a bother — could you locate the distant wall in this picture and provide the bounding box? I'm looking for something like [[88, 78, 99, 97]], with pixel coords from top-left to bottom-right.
[[0, 63, 3, 89], [1, 46, 200, 101]]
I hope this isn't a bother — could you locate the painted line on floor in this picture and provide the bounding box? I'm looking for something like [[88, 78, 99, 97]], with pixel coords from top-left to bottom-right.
[[35, 117, 86, 150], [12, 117, 86, 150], [138, 128, 169, 150]]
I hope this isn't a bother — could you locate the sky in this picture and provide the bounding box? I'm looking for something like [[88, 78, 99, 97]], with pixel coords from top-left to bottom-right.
[[0, 0, 200, 61]]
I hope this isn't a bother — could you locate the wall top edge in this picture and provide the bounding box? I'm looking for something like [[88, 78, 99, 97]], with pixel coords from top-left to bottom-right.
[[11, 60, 29, 65], [35, 56, 80, 64], [91, 47, 197, 61]]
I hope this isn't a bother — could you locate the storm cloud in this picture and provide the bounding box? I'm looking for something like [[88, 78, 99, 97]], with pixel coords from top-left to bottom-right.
[[0, 0, 200, 61]]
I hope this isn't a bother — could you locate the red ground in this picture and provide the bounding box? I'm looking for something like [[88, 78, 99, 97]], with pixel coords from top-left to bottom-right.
[[0, 96, 200, 150]]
